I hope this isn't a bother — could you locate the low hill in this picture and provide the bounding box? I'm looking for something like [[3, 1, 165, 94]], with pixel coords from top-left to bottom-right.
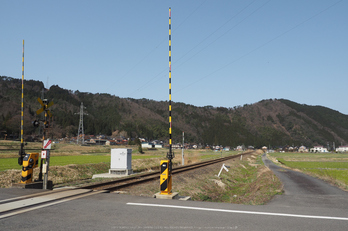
[[1, 75, 348, 148]]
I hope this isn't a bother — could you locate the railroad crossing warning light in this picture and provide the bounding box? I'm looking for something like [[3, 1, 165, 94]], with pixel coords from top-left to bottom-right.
[[32, 120, 39, 127], [18, 149, 25, 166], [20, 152, 39, 184], [160, 160, 172, 194]]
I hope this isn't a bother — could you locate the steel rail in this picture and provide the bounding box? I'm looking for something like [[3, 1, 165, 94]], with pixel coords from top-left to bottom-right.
[[82, 152, 252, 192]]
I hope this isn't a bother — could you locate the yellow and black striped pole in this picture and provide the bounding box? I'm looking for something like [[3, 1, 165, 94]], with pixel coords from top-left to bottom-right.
[[21, 40, 24, 147], [160, 7, 173, 195], [168, 7, 172, 160], [18, 40, 25, 166]]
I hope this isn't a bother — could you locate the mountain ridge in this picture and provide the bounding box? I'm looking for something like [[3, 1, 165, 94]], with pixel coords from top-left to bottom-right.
[[1, 75, 347, 148]]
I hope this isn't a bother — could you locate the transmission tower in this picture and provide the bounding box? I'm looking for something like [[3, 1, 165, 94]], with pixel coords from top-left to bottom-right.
[[76, 102, 88, 144]]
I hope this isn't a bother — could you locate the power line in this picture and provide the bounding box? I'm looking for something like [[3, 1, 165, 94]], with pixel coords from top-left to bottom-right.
[[174, 0, 344, 94], [107, 2, 208, 97], [175, 0, 258, 66], [174, 0, 270, 71], [128, 0, 258, 98]]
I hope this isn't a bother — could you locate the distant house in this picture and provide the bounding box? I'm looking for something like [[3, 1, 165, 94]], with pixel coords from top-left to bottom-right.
[[141, 142, 155, 149], [223, 146, 230, 151], [310, 146, 328, 153], [172, 144, 181, 149], [236, 146, 244, 151], [154, 144, 163, 149], [336, 146, 348, 153], [298, 146, 308, 153]]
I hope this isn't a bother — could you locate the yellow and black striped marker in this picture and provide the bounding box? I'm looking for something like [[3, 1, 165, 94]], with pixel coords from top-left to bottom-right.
[[20, 153, 39, 184], [168, 6, 173, 159], [18, 40, 25, 166], [160, 160, 172, 194], [160, 7, 174, 195]]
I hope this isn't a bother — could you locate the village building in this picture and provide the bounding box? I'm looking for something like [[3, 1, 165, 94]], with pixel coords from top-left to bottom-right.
[[298, 146, 308, 153], [310, 146, 328, 153], [336, 146, 348, 153]]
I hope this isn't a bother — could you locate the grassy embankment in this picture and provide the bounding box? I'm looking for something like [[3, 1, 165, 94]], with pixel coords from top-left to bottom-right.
[[123, 151, 283, 205], [268, 152, 348, 191], [0, 140, 236, 187]]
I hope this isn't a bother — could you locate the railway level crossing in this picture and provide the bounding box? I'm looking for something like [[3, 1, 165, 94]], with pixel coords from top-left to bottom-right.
[[17, 40, 54, 189]]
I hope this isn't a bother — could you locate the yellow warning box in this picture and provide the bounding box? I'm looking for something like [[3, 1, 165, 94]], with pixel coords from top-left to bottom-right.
[[20, 153, 39, 184], [160, 160, 172, 194]]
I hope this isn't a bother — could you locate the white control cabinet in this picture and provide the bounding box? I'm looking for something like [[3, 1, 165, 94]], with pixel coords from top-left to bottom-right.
[[110, 149, 132, 175]]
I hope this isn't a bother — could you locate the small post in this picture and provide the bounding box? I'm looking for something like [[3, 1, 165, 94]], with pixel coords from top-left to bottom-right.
[[182, 131, 184, 165], [217, 163, 230, 177]]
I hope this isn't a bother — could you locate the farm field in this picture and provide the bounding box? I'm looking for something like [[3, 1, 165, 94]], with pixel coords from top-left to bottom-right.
[[268, 152, 348, 191], [0, 142, 237, 171]]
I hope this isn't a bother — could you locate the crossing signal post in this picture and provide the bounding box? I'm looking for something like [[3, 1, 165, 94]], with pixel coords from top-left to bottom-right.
[[17, 40, 52, 188], [36, 97, 54, 189]]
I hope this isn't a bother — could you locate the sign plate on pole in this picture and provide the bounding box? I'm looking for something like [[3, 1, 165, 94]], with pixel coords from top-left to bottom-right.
[[41, 150, 47, 159], [43, 139, 52, 149]]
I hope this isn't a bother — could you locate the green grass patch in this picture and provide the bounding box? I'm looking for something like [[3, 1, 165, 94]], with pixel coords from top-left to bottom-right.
[[0, 154, 163, 171], [306, 169, 348, 186], [270, 152, 348, 161], [277, 159, 348, 169], [0, 158, 22, 171]]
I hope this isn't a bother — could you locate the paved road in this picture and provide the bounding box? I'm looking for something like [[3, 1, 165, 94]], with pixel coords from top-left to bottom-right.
[[262, 153, 348, 209], [1, 155, 347, 230]]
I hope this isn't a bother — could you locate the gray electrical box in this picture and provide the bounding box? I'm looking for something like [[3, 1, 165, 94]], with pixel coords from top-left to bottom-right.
[[109, 148, 132, 175]]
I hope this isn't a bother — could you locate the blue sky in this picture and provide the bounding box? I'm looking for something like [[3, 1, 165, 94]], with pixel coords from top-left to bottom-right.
[[1, 0, 347, 114]]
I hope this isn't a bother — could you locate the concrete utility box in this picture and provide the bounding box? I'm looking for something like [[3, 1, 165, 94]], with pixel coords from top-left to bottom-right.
[[109, 148, 133, 175]]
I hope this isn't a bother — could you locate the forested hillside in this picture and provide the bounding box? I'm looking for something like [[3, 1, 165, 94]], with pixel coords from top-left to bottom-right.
[[1, 76, 348, 148]]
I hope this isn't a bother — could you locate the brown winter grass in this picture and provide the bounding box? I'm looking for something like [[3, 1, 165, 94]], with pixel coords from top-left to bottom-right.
[[118, 151, 283, 205]]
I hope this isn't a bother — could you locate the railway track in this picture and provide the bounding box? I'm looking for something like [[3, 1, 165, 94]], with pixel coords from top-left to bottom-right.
[[81, 152, 252, 192], [0, 151, 253, 219]]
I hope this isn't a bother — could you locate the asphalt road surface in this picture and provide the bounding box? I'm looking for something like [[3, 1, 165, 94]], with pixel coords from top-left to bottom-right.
[[262, 153, 348, 209], [1, 154, 347, 230]]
